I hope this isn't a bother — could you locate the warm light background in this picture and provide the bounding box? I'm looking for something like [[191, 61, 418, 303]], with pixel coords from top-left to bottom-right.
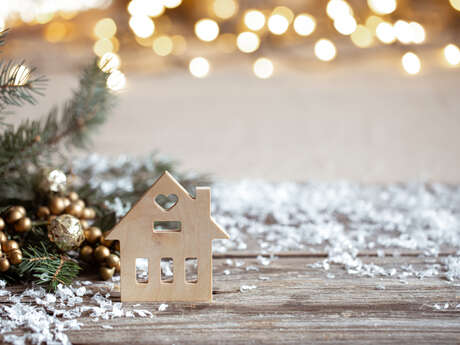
[[4, 0, 460, 182]]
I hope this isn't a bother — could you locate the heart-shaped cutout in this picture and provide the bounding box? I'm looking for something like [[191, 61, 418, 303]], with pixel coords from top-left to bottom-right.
[[155, 194, 178, 211]]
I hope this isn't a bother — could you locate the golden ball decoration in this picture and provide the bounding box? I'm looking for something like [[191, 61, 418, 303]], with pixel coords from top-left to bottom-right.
[[100, 266, 115, 280], [48, 214, 85, 251], [13, 206, 26, 217], [100, 236, 113, 247], [84, 226, 102, 244], [79, 245, 93, 262], [0, 257, 10, 272], [14, 217, 32, 233], [65, 203, 83, 218], [82, 207, 96, 220], [94, 245, 110, 262], [80, 219, 89, 230], [8, 249, 22, 265], [0, 218, 4, 231], [2, 240, 19, 253], [106, 254, 121, 272], [37, 206, 51, 219], [68, 191, 79, 202], [75, 199, 85, 209], [49, 197, 66, 215], [0, 231, 7, 244], [6, 210, 23, 224], [63, 198, 71, 209]]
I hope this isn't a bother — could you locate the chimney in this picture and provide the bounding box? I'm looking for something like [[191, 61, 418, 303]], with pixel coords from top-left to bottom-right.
[[195, 187, 210, 215]]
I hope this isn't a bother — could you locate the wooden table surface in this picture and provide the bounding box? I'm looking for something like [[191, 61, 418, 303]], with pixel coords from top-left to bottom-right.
[[3, 252, 458, 345]]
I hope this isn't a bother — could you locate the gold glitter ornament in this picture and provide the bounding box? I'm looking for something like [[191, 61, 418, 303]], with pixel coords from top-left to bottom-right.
[[0, 217, 4, 231], [39, 169, 67, 193], [48, 214, 85, 251], [0, 232, 7, 244]]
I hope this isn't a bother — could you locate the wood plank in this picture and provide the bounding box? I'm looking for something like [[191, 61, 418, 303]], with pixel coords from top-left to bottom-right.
[[2, 256, 458, 344]]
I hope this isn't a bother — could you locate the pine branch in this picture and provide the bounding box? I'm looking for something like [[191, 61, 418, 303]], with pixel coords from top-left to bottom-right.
[[18, 242, 81, 290], [0, 61, 47, 112], [0, 60, 115, 199]]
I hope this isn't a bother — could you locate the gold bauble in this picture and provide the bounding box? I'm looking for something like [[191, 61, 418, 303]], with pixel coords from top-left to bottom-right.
[[0, 257, 10, 272], [80, 219, 89, 230], [68, 191, 79, 202], [2, 240, 19, 252], [79, 245, 93, 262], [100, 236, 113, 247], [14, 217, 32, 233], [63, 198, 71, 208], [82, 207, 96, 220], [100, 266, 115, 280], [65, 203, 83, 218], [48, 214, 85, 251], [94, 245, 110, 262], [6, 210, 22, 224], [106, 254, 121, 272], [37, 206, 51, 219], [75, 199, 85, 209], [13, 206, 26, 217], [0, 217, 4, 231], [49, 197, 66, 215], [0, 231, 7, 244], [8, 249, 22, 265], [84, 227, 102, 244]]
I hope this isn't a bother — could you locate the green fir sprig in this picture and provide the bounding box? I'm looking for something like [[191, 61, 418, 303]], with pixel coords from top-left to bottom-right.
[[18, 242, 80, 290]]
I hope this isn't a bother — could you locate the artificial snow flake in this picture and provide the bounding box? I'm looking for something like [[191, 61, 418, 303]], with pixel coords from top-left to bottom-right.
[[240, 285, 257, 292], [0, 281, 154, 345], [158, 304, 168, 311]]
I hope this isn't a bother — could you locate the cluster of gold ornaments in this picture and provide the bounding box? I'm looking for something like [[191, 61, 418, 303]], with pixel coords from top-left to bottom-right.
[[0, 169, 121, 282], [0, 206, 29, 272], [43, 192, 120, 280], [79, 226, 120, 281]]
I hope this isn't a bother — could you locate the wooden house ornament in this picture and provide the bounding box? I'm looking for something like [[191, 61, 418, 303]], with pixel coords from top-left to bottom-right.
[[106, 171, 229, 302]]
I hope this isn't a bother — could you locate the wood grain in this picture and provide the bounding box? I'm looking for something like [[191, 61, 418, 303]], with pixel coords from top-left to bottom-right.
[[3, 255, 458, 344], [106, 171, 229, 302]]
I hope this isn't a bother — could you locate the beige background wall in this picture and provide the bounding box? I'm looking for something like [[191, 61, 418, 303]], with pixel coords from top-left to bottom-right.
[[18, 53, 460, 182]]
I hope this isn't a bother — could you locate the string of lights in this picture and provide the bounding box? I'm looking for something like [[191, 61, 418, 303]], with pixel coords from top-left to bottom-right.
[[1, 0, 460, 90]]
